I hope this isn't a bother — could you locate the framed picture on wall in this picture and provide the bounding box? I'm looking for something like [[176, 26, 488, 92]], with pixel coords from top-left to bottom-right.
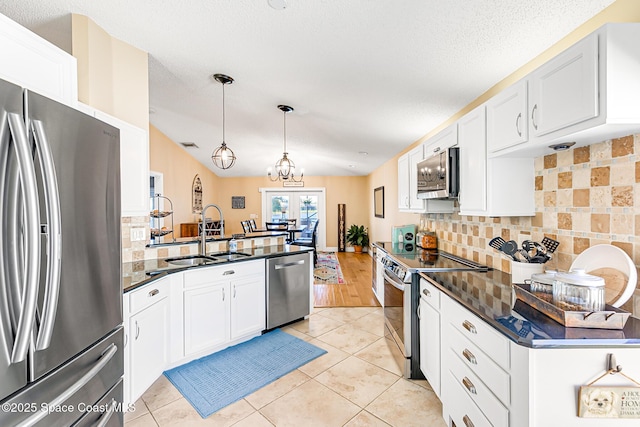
[[374, 186, 384, 218], [232, 196, 245, 209]]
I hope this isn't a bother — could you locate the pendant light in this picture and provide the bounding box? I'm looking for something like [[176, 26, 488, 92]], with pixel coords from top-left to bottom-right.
[[268, 105, 303, 182], [211, 73, 237, 170]]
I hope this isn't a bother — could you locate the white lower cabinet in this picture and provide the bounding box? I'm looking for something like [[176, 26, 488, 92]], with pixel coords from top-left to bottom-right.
[[182, 260, 265, 360], [124, 275, 172, 405], [419, 279, 441, 397], [184, 282, 229, 356], [124, 258, 267, 404]]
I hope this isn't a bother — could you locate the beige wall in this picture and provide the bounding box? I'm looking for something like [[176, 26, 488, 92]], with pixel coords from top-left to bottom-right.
[[367, 0, 640, 244], [149, 125, 221, 227], [71, 14, 149, 130]]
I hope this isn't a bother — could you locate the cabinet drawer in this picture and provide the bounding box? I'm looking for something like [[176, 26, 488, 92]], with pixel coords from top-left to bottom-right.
[[419, 278, 440, 310], [129, 278, 170, 314], [447, 323, 510, 406], [443, 369, 493, 427], [184, 260, 264, 288], [444, 298, 509, 370], [448, 348, 509, 427]]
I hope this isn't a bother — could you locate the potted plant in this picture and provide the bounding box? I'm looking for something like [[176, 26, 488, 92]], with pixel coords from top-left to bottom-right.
[[345, 224, 369, 253]]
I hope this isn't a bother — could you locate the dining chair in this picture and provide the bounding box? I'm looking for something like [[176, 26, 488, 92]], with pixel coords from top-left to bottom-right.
[[249, 218, 258, 231], [291, 220, 319, 265], [240, 220, 252, 234]]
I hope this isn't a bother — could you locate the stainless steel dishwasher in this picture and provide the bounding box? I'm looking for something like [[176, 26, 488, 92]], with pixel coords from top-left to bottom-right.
[[266, 252, 311, 329]]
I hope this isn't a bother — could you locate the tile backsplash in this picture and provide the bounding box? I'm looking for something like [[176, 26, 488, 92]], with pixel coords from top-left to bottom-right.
[[421, 133, 640, 314]]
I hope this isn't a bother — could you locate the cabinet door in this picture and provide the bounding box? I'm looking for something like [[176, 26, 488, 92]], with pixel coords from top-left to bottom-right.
[[230, 274, 266, 339], [397, 153, 410, 209], [184, 283, 229, 356], [94, 111, 150, 217], [423, 124, 457, 158], [458, 106, 487, 215], [419, 298, 441, 397], [129, 297, 170, 402], [487, 80, 528, 152], [0, 13, 77, 105], [530, 33, 598, 137], [407, 145, 425, 211]]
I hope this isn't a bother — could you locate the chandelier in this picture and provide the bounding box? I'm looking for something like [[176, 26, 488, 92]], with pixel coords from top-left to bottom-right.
[[211, 73, 237, 170], [268, 105, 303, 182]]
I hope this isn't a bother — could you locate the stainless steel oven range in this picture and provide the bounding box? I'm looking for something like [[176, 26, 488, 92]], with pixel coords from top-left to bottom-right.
[[380, 246, 489, 379]]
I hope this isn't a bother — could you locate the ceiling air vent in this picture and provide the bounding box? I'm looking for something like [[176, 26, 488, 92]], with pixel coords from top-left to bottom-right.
[[180, 142, 199, 148]]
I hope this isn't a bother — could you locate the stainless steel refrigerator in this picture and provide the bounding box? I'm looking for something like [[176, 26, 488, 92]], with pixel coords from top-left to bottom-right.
[[0, 78, 124, 426]]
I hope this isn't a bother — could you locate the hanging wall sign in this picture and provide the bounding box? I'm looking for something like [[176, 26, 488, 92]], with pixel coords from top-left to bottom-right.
[[578, 364, 640, 419], [232, 196, 245, 209]]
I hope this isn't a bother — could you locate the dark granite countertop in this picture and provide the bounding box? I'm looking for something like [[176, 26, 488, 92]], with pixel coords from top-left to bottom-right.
[[421, 268, 640, 348], [146, 231, 288, 247], [123, 244, 312, 293]]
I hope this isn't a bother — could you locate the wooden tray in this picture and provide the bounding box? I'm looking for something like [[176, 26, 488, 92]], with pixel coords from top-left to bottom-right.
[[513, 284, 631, 329]]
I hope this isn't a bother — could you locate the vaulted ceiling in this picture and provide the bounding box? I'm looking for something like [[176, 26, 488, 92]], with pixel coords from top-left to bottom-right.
[[0, 0, 616, 177]]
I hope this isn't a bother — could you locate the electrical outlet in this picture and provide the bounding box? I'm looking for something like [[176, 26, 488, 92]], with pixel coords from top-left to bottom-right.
[[131, 227, 145, 242], [250, 213, 258, 219]]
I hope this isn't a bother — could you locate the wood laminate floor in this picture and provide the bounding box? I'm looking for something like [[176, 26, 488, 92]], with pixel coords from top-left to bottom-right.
[[313, 252, 379, 308]]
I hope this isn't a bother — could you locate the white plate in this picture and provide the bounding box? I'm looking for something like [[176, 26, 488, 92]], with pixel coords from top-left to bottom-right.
[[570, 244, 637, 308]]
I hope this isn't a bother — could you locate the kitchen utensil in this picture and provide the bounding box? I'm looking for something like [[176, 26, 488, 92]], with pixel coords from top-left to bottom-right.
[[570, 244, 637, 307], [501, 240, 519, 261], [515, 249, 531, 263], [541, 237, 559, 253], [523, 240, 551, 263], [489, 236, 506, 251]]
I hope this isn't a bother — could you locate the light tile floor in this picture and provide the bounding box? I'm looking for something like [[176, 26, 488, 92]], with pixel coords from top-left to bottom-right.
[[124, 307, 447, 427]]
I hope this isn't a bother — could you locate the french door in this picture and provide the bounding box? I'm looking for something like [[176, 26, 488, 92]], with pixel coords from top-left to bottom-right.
[[260, 188, 326, 250]]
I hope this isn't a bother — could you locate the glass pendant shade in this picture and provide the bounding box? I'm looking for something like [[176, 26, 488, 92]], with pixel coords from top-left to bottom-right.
[[211, 73, 236, 170]]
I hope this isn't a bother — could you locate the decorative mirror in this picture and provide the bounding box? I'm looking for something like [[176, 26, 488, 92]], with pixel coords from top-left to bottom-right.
[[374, 186, 384, 218], [192, 175, 203, 214]]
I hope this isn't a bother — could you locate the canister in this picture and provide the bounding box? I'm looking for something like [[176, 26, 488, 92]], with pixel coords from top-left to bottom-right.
[[529, 270, 557, 294], [552, 269, 605, 312]]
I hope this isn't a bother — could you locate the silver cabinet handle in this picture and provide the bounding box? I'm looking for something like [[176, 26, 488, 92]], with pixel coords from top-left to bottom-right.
[[7, 113, 41, 364], [417, 305, 421, 320], [531, 104, 538, 130], [17, 344, 118, 427], [223, 270, 235, 275], [148, 289, 160, 297], [433, 146, 441, 153], [422, 288, 431, 298], [462, 348, 477, 365], [462, 320, 477, 334], [233, 285, 236, 298], [462, 377, 477, 395], [135, 321, 140, 340], [32, 120, 62, 351], [463, 415, 475, 427], [93, 398, 117, 427], [515, 112, 522, 137], [222, 287, 225, 301]]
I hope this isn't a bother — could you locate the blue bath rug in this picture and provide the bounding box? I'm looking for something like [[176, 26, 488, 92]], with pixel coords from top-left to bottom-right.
[[163, 329, 326, 418]]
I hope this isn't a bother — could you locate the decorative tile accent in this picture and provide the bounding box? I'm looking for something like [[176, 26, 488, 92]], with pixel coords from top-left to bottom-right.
[[574, 146, 590, 164]]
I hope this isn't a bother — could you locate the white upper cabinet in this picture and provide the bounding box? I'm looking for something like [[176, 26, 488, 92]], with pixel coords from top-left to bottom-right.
[[458, 106, 487, 215], [0, 13, 77, 105], [529, 33, 598, 138], [487, 80, 528, 153], [92, 110, 150, 217], [491, 23, 640, 158], [398, 145, 424, 212], [423, 123, 458, 157]]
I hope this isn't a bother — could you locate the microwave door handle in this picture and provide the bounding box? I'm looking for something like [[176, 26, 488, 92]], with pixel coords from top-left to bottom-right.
[[7, 113, 41, 364], [31, 120, 62, 351]]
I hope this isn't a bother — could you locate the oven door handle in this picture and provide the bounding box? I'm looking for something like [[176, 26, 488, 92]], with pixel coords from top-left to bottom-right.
[[383, 271, 405, 291]]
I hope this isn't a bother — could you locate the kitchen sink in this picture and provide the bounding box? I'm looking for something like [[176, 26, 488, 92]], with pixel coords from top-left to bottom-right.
[[210, 251, 252, 261], [165, 255, 219, 266]]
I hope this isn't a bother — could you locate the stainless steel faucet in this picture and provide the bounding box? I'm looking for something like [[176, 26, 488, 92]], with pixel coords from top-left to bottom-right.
[[200, 203, 224, 255]]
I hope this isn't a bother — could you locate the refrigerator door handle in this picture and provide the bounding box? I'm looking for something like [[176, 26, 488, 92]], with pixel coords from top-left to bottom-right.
[[92, 398, 117, 427], [31, 120, 62, 351], [16, 344, 118, 427], [7, 112, 41, 364]]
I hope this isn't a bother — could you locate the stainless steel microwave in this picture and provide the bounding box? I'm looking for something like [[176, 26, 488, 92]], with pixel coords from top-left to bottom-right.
[[416, 147, 459, 199]]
